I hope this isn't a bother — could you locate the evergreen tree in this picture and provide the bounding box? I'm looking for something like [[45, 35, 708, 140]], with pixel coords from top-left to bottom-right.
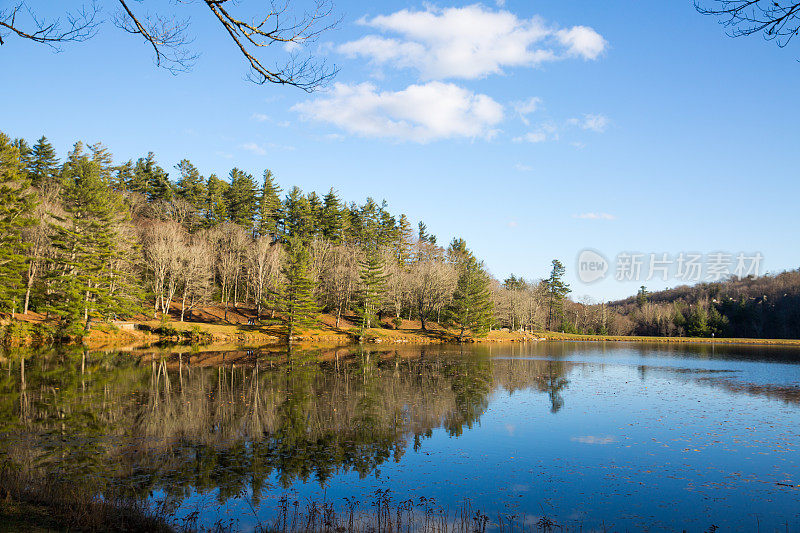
[[544, 259, 571, 331], [358, 246, 388, 335], [26, 136, 60, 189], [112, 160, 134, 192], [280, 237, 318, 345], [131, 152, 171, 201], [0, 133, 36, 315], [46, 150, 135, 332], [448, 249, 493, 341], [205, 174, 229, 226], [284, 186, 310, 239], [321, 188, 344, 243], [377, 200, 398, 247], [225, 168, 258, 229], [394, 214, 414, 265], [637, 285, 649, 308], [13, 138, 32, 171], [257, 169, 283, 238], [306, 191, 323, 237], [175, 159, 206, 211]]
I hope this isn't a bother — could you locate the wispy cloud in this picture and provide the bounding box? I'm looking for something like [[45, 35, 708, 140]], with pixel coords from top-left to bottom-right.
[[514, 96, 542, 125], [241, 142, 267, 156], [573, 212, 616, 220], [251, 113, 270, 122], [515, 163, 533, 172], [568, 113, 610, 133], [513, 131, 547, 143], [571, 435, 616, 445]]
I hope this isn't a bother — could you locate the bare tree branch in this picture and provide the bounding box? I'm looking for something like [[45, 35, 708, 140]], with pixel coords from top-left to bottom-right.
[[0, 1, 100, 48], [203, 0, 340, 91], [113, 0, 198, 73], [696, 0, 800, 48], [0, 0, 339, 90]]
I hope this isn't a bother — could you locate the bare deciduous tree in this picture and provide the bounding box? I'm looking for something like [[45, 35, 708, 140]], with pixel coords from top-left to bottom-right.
[[1, 0, 338, 90], [142, 220, 185, 316], [246, 236, 284, 319], [179, 238, 213, 322]]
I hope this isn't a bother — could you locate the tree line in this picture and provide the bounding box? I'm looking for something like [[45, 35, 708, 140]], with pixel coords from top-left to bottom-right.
[[5, 131, 571, 341], [3, 131, 793, 342]]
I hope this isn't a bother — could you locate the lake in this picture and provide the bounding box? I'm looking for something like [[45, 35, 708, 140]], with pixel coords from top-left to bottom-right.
[[1, 342, 799, 531]]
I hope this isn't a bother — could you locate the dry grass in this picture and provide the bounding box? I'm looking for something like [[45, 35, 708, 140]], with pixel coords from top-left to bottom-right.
[[0, 463, 173, 533], [539, 331, 800, 346]]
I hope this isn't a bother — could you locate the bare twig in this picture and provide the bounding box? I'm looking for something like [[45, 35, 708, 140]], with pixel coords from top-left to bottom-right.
[[0, 0, 339, 90], [696, 0, 800, 48], [0, 1, 100, 48]]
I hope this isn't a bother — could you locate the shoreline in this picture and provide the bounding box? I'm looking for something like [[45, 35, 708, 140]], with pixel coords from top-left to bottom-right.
[[4, 316, 800, 351]]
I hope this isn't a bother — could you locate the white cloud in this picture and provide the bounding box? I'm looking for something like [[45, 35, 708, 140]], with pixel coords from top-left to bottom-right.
[[571, 435, 615, 445], [557, 26, 608, 60], [242, 142, 267, 156], [283, 41, 302, 53], [513, 131, 547, 143], [514, 96, 542, 125], [515, 163, 533, 172], [581, 113, 609, 132], [251, 113, 270, 122], [507, 220, 518, 228], [293, 81, 503, 143], [573, 212, 616, 220], [337, 5, 606, 80]]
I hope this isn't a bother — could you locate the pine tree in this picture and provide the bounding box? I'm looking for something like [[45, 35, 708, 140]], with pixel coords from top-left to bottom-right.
[[358, 246, 388, 336], [46, 150, 136, 332], [225, 168, 258, 229], [0, 133, 36, 316], [448, 248, 493, 341], [175, 159, 206, 211], [205, 174, 229, 226], [321, 188, 344, 243], [284, 186, 310, 239], [131, 152, 171, 201], [112, 160, 134, 192], [257, 169, 282, 238], [26, 136, 60, 189], [394, 214, 414, 265], [306, 191, 323, 237], [280, 237, 318, 345], [544, 259, 571, 331]]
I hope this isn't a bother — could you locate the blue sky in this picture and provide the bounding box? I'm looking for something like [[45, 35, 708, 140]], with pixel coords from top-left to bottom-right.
[[1, 0, 799, 301]]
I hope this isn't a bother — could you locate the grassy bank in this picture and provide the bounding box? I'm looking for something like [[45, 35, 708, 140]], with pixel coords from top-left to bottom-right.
[[4, 306, 800, 350], [539, 331, 800, 346]]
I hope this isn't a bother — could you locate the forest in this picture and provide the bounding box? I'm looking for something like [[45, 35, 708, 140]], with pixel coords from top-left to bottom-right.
[[1, 130, 798, 341]]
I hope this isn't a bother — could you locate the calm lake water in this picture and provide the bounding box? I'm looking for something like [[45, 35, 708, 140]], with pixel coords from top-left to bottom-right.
[[1, 342, 799, 531]]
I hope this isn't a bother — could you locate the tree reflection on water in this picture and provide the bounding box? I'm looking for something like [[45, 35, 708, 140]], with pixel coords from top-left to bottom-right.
[[0, 345, 569, 506]]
